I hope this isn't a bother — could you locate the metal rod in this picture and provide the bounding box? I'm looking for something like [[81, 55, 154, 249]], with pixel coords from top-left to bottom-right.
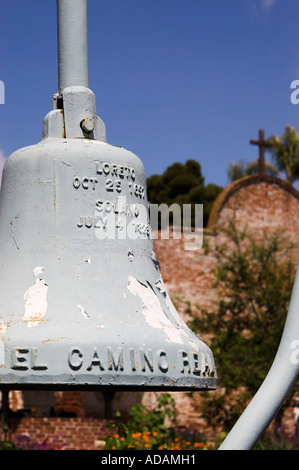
[[57, 0, 89, 93], [219, 265, 299, 450], [0, 390, 9, 426]]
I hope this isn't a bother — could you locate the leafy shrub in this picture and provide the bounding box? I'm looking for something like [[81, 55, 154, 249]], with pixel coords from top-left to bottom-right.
[[255, 425, 299, 450], [103, 393, 208, 450]]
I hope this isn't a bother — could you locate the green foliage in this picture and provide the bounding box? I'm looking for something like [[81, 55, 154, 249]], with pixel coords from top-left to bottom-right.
[[103, 393, 210, 450], [227, 125, 299, 185], [104, 393, 177, 450], [227, 159, 280, 182], [0, 423, 19, 450], [227, 161, 246, 182], [147, 160, 223, 227], [254, 424, 299, 450], [0, 440, 19, 450], [189, 220, 297, 429], [126, 392, 177, 433], [268, 125, 299, 184]]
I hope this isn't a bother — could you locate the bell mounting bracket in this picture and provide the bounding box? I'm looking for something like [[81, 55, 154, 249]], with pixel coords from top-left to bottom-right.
[[43, 0, 106, 141]]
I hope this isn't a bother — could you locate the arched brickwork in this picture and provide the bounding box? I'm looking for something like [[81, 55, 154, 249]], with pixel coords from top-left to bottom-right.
[[208, 174, 299, 240]]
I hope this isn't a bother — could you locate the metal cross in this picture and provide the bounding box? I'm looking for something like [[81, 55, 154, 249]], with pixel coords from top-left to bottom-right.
[[250, 129, 272, 174]]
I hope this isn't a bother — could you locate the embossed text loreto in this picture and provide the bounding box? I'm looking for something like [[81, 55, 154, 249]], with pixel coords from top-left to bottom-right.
[[73, 160, 150, 240]]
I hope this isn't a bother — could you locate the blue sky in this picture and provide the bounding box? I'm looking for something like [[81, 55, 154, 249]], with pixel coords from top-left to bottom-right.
[[1, 0, 299, 189]]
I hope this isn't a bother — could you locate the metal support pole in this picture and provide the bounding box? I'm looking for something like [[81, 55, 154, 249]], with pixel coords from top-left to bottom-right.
[[0, 390, 9, 426], [50, 0, 106, 140], [57, 0, 89, 94], [219, 265, 299, 450]]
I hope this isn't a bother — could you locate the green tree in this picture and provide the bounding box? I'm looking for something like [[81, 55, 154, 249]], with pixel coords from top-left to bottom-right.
[[268, 125, 299, 184], [227, 159, 280, 182], [147, 160, 223, 227], [189, 220, 297, 430]]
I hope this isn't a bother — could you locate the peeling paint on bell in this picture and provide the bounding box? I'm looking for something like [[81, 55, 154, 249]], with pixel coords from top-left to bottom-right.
[[23, 268, 48, 328], [127, 276, 189, 346], [78, 305, 89, 319], [0, 322, 8, 335]]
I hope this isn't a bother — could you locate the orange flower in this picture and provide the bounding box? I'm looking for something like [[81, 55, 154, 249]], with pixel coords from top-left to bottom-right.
[[194, 442, 205, 448]]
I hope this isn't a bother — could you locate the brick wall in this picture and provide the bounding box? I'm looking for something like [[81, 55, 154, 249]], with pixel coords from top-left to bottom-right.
[[213, 175, 299, 239], [154, 175, 299, 315], [54, 391, 86, 417], [152, 175, 299, 436], [1, 417, 115, 450]]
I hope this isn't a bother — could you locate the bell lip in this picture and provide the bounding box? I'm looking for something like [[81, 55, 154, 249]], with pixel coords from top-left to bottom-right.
[[0, 383, 217, 392], [0, 372, 217, 392], [0, 363, 217, 391]]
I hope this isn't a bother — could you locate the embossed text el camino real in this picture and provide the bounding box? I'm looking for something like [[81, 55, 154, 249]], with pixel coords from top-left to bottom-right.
[[8, 346, 215, 377]]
